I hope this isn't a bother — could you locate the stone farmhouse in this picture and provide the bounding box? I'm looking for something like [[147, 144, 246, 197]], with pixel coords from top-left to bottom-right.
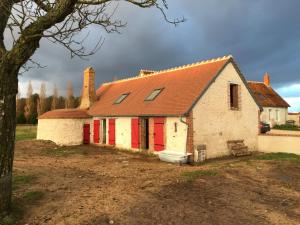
[[37, 55, 263, 161], [248, 73, 290, 127]]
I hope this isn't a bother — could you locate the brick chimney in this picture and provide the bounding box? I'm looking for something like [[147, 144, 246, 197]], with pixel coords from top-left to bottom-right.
[[263, 72, 270, 86], [79, 67, 96, 109]]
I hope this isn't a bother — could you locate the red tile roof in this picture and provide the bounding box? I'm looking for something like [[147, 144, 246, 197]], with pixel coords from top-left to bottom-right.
[[39, 109, 91, 119], [247, 82, 290, 108], [88, 56, 244, 117]]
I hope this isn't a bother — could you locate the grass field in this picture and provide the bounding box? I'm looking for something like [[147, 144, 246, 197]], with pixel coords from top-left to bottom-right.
[[15, 125, 37, 141]]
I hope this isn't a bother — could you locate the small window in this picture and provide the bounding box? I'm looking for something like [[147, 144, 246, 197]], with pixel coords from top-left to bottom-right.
[[268, 109, 272, 120], [145, 88, 163, 101], [229, 83, 239, 109], [114, 93, 129, 104]]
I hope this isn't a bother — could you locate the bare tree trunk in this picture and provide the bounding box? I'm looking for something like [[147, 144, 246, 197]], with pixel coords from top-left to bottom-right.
[[0, 64, 18, 213]]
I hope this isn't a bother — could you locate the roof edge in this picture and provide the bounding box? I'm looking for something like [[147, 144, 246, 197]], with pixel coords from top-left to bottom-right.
[[39, 109, 92, 119], [100, 55, 233, 87]]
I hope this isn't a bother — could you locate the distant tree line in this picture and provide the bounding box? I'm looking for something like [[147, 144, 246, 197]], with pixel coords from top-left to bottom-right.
[[16, 81, 81, 124]]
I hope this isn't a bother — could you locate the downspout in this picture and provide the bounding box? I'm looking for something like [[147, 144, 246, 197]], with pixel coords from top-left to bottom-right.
[[180, 116, 188, 125], [180, 116, 189, 156]]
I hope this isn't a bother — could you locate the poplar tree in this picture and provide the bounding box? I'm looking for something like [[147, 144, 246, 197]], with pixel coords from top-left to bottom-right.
[[24, 81, 33, 123], [51, 84, 58, 110], [37, 82, 47, 116], [65, 81, 75, 108], [16, 87, 21, 117]]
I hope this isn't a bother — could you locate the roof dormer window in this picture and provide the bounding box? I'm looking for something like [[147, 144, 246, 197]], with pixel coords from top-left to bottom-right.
[[145, 88, 164, 101], [114, 93, 130, 104]]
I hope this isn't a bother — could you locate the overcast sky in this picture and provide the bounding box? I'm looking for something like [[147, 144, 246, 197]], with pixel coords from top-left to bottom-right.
[[18, 0, 300, 111]]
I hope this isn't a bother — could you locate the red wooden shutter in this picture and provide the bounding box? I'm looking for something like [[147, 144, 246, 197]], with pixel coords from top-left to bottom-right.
[[131, 118, 140, 148], [83, 124, 90, 144], [108, 119, 116, 145], [93, 120, 100, 144], [154, 117, 165, 151]]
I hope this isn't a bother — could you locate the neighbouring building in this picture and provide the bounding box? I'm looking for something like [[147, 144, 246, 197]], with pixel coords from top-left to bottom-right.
[[38, 55, 262, 160], [248, 73, 290, 127], [287, 112, 300, 126]]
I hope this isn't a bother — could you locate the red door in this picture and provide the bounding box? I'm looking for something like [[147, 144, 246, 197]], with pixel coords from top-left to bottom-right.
[[108, 119, 115, 145], [131, 118, 140, 148], [93, 120, 100, 144], [154, 117, 165, 151], [83, 124, 90, 144]]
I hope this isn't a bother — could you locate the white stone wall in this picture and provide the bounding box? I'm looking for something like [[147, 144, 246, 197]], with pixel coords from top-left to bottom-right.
[[258, 134, 300, 155], [192, 62, 260, 159], [165, 117, 187, 154], [91, 116, 188, 153], [37, 118, 90, 146], [260, 107, 288, 127]]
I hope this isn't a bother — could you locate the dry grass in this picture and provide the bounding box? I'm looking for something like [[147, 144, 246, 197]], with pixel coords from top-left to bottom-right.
[[5, 140, 300, 225]]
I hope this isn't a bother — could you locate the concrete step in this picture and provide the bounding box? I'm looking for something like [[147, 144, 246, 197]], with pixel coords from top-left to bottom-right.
[[227, 140, 244, 144], [231, 146, 251, 156], [227, 140, 245, 149]]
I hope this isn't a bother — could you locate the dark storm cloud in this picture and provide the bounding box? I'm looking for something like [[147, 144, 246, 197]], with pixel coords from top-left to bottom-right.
[[19, 0, 300, 109]]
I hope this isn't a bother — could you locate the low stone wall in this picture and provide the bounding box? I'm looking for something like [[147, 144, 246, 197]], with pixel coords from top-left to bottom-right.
[[269, 129, 300, 136], [258, 134, 300, 155]]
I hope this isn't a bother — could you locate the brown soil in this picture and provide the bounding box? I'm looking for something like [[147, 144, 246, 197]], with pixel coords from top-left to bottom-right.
[[11, 140, 300, 225]]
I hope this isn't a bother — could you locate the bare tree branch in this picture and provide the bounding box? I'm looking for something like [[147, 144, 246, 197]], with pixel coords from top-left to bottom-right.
[[3, 0, 183, 70], [33, 0, 52, 12]]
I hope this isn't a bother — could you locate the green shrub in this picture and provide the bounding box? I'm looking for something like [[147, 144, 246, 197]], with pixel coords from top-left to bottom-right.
[[16, 113, 26, 124], [273, 124, 300, 131], [28, 114, 38, 124]]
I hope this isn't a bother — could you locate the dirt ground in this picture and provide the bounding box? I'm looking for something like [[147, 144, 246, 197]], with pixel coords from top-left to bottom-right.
[[9, 140, 300, 225]]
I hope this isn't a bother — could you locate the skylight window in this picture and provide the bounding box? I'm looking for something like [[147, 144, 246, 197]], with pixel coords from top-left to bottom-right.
[[145, 88, 163, 101], [114, 93, 130, 104], [258, 93, 266, 100]]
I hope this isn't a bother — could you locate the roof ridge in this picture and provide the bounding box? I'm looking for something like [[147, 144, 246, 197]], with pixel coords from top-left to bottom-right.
[[247, 81, 264, 84], [102, 55, 232, 86]]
